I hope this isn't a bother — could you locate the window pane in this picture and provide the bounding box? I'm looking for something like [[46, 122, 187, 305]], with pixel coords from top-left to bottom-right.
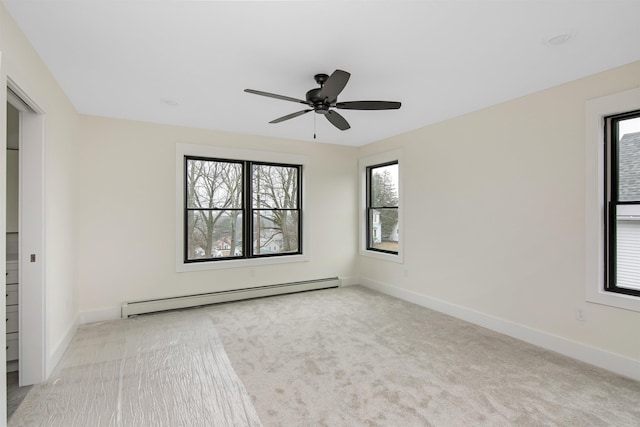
[[608, 113, 640, 296], [616, 212, 640, 291], [617, 117, 640, 202], [253, 164, 298, 209], [369, 208, 398, 252], [371, 164, 398, 208], [186, 159, 243, 208], [186, 210, 243, 260], [253, 210, 299, 255]]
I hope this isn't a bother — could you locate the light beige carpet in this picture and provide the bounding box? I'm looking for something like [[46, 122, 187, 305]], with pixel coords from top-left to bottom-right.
[[209, 286, 640, 426], [8, 285, 640, 426]]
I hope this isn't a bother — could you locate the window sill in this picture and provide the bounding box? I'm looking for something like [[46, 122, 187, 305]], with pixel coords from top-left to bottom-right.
[[177, 253, 309, 272], [359, 249, 403, 264], [586, 286, 640, 313]]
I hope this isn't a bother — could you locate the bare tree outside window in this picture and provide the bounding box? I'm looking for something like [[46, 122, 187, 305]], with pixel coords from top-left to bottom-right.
[[185, 159, 243, 260], [253, 164, 299, 254], [184, 156, 302, 262]]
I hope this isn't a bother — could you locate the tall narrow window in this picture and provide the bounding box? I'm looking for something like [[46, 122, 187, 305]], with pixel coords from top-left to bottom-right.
[[185, 157, 244, 261], [185, 156, 302, 263], [605, 111, 640, 297], [253, 163, 301, 256], [366, 161, 399, 254]]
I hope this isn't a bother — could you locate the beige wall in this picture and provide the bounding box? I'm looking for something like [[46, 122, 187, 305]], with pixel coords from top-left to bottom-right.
[[76, 115, 359, 312], [1, 1, 80, 378], [358, 61, 640, 362]]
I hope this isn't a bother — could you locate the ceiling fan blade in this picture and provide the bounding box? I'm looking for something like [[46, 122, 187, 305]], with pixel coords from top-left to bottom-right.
[[244, 89, 308, 105], [335, 101, 401, 110], [269, 109, 313, 124], [317, 70, 350, 102], [325, 110, 350, 131]]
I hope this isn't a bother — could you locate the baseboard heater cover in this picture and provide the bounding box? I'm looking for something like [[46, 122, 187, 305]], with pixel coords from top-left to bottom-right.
[[121, 277, 340, 318]]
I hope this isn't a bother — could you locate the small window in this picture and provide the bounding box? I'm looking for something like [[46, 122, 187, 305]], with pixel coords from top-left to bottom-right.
[[185, 156, 302, 263], [605, 111, 640, 297], [366, 161, 399, 254]]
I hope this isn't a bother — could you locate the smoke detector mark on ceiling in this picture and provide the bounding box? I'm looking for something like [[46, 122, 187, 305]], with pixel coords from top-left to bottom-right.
[[160, 98, 179, 107], [544, 32, 574, 47]]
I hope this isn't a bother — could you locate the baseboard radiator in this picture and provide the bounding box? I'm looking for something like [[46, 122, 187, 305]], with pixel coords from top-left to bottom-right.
[[121, 277, 340, 318]]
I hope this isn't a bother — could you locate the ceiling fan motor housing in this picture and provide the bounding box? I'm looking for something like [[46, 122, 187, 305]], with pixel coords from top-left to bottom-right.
[[306, 88, 331, 114]]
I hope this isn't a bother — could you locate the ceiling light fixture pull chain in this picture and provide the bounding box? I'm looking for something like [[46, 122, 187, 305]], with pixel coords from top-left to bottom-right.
[[314, 113, 317, 140]]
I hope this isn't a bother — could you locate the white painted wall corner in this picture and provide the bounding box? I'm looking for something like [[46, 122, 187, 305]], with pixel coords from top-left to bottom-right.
[[80, 307, 121, 325], [47, 314, 79, 379], [338, 276, 360, 286]]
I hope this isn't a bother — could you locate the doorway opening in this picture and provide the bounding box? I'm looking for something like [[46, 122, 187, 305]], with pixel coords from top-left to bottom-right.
[[5, 83, 46, 399]]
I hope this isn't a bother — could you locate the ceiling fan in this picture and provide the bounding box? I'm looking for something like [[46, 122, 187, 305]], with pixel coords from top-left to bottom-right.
[[244, 69, 401, 132]]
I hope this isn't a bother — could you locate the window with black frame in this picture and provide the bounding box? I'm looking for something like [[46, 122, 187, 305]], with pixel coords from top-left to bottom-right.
[[184, 156, 301, 262], [605, 110, 640, 297], [366, 161, 399, 254]]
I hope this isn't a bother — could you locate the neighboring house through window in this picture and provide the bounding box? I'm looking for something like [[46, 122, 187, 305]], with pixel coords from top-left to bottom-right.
[[585, 87, 640, 312], [367, 161, 399, 254], [604, 111, 640, 297]]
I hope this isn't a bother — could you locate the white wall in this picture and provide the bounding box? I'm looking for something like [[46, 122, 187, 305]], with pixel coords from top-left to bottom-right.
[[1, 1, 80, 387], [76, 115, 359, 315], [358, 61, 640, 366]]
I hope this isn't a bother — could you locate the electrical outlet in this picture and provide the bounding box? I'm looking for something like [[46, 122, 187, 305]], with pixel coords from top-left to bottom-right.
[[576, 309, 585, 322]]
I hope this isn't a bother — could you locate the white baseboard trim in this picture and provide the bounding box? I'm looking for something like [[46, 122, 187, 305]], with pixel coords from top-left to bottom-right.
[[80, 307, 121, 324], [339, 276, 359, 286], [47, 314, 79, 379], [360, 277, 640, 382]]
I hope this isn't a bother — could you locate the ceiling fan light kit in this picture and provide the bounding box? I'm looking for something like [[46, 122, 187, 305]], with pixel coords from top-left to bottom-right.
[[244, 69, 401, 133]]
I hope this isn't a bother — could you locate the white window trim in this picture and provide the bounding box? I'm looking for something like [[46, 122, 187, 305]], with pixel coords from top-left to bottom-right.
[[359, 149, 404, 264], [176, 143, 309, 272], [585, 87, 640, 312]]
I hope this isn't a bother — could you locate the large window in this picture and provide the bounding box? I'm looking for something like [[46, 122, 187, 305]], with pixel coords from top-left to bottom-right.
[[604, 111, 640, 297], [184, 156, 301, 263], [363, 157, 400, 257], [585, 87, 640, 312]]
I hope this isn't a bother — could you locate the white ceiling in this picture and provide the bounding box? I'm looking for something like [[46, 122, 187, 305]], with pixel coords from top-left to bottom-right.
[[4, 1, 640, 147]]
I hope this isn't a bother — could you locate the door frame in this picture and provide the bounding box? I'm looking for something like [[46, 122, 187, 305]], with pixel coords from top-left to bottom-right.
[[7, 79, 47, 387]]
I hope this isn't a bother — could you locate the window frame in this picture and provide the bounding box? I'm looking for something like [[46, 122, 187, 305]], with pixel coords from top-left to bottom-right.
[[366, 161, 399, 255], [176, 144, 309, 272], [585, 87, 640, 312], [604, 110, 640, 298], [184, 156, 246, 262], [359, 150, 403, 263], [249, 160, 303, 258]]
